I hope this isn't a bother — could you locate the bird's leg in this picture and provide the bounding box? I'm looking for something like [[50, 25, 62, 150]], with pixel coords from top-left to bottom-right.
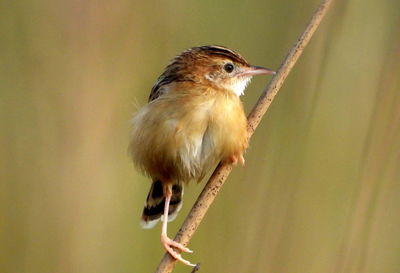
[[161, 183, 195, 267]]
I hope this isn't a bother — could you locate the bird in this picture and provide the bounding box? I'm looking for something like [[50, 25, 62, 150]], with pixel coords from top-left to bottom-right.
[[129, 45, 275, 266]]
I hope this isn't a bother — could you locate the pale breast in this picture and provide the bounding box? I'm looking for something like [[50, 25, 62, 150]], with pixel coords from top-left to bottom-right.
[[130, 88, 247, 183]]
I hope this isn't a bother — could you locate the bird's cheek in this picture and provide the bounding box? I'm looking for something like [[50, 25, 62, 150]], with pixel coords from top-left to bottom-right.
[[204, 73, 215, 82]]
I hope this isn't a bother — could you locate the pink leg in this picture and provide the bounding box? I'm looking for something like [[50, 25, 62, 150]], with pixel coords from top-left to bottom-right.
[[161, 184, 195, 267]]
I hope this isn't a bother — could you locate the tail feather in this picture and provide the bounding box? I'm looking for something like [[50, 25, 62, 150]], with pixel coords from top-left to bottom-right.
[[140, 180, 183, 229]]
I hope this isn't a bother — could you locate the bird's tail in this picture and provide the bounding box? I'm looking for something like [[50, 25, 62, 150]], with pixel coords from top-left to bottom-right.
[[140, 180, 184, 229]]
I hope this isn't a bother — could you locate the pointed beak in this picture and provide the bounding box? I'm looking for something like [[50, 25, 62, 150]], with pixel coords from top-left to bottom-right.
[[242, 65, 276, 76]]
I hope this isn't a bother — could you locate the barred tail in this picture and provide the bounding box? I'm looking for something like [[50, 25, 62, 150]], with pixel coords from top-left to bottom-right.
[[140, 180, 183, 229]]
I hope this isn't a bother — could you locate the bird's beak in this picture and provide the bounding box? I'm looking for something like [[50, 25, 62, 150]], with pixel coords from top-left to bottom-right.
[[242, 65, 276, 76]]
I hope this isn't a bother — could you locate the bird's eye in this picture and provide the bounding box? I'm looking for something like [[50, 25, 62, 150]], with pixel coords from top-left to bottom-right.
[[224, 63, 234, 73]]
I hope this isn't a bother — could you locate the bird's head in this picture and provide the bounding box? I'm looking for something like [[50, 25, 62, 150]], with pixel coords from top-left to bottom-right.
[[150, 45, 275, 100]]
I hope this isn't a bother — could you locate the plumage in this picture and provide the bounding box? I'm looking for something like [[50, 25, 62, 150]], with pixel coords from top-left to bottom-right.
[[129, 45, 275, 266], [141, 180, 183, 229], [131, 82, 248, 183]]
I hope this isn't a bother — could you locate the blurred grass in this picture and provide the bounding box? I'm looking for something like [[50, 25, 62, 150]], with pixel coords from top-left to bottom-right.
[[1, 0, 399, 273]]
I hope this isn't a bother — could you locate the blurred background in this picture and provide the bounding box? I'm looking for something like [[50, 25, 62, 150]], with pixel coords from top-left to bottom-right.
[[1, 0, 399, 272]]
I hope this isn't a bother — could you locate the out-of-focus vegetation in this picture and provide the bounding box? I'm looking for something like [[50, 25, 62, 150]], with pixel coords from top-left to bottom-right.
[[1, 0, 399, 272]]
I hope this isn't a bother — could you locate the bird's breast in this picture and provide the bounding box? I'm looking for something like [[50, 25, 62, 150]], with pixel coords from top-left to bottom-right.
[[130, 87, 248, 182]]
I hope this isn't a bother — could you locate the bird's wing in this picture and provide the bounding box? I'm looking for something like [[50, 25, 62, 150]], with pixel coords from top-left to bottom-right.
[[148, 74, 174, 102], [148, 84, 164, 102], [148, 71, 196, 102]]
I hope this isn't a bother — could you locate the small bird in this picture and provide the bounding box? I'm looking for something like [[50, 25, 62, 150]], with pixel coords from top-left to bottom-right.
[[129, 45, 275, 266]]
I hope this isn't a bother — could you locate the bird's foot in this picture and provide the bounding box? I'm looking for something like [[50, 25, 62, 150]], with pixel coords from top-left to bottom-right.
[[230, 154, 245, 166], [161, 234, 195, 267]]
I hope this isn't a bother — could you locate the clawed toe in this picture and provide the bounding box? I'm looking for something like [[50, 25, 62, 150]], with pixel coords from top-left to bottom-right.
[[238, 155, 245, 166], [229, 154, 245, 166], [168, 239, 193, 253], [161, 235, 195, 267]]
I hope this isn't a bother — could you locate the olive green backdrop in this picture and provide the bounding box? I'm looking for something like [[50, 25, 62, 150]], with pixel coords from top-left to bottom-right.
[[1, 0, 399, 272]]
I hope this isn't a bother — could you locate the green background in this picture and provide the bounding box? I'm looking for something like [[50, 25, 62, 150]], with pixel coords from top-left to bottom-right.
[[1, 0, 399, 272]]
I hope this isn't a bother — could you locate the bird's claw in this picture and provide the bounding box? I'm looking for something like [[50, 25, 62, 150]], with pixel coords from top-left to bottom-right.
[[161, 235, 195, 267], [230, 154, 245, 166]]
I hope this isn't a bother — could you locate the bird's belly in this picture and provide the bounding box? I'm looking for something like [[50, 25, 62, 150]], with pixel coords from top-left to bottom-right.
[[165, 100, 219, 181]]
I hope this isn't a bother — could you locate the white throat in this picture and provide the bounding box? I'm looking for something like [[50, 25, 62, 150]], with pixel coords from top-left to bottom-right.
[[205, 74, 253, 97], [229, 77, 252, 96]]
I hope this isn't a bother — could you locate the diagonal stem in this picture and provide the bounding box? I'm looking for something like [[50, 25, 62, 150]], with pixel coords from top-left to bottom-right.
[[154, 0, 334, 272]]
